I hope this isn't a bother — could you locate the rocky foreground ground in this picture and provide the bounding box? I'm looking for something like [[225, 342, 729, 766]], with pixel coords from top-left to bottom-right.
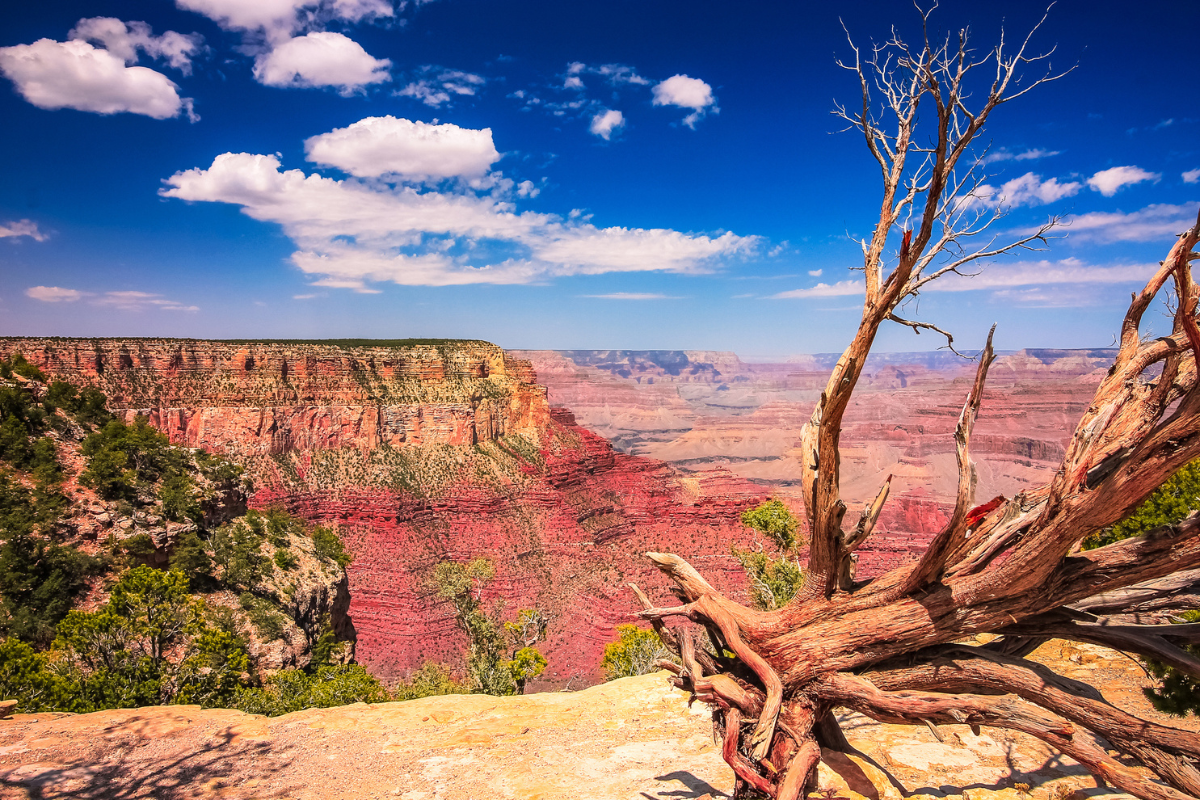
[[0, 640, 1190, 800]]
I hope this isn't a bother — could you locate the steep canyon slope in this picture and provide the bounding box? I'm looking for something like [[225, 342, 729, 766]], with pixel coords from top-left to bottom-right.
[[0, 339, 767, 686]]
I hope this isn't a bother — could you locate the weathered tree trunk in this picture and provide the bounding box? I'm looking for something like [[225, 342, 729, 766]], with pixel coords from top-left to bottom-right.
[[629, 8, 1200, 798]]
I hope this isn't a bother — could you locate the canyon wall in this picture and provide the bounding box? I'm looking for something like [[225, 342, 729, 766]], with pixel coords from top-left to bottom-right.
[[513, 348, 1114, 576], [0, 338, 766, 686]]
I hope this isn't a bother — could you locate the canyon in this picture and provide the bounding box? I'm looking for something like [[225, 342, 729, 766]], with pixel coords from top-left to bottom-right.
[[0, 339, 768, 687], [0, 338, 1115, 688]]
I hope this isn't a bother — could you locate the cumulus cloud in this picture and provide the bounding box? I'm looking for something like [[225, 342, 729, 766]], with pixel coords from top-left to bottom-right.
[[580, 293, 681, 300], [516, 180, 539, 199], [1087, 165, 1160, 197], [253, 31, 389, 93], [589, 109, 625, 140], [807, 269, 822, 277], [1059, 203, 1199, 243], [0, 38, 195, 120], [176, 0, 393, 41], [1183, 169, 1200, 184], [652, 74, 716, 127], [69, 17, 203, 74], [398, 67, 485, 107], [972, 172, 1082, 208], [26, 286, 84, 302], [161, 138, 755, 290], [0, 220, 48, 241], [304, 116, 499, 179]]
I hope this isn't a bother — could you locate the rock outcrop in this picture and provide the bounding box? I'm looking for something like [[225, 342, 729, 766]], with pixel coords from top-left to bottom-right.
[[0, 639, 1176, 800]]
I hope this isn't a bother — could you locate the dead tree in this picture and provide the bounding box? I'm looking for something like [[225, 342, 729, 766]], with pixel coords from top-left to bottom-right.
[[630, 8, 1200, 800]]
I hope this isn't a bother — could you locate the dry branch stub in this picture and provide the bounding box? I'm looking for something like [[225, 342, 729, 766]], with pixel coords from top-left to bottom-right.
[[628, 7, 1200, 799]]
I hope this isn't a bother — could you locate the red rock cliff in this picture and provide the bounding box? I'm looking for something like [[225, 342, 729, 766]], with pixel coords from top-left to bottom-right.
[[1, 338, 766, 687]]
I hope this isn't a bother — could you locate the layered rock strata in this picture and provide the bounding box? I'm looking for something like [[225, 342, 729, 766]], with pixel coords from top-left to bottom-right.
[[2, 339, 766, 685]]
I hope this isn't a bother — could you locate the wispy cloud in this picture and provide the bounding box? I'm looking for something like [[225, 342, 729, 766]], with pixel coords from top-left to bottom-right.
[[26, 286, 197, 310], [773, 280, 863, 299], [579, 292, 683, 300], [1183, 169, 1200, 184], [972, 172, 1081, 208], [26, 286, 84, 302], [774, 258, 1158, 301], [1059, 202, 1198, 243], [1, 219, 48, 241], [981, 147, 1061, 165]]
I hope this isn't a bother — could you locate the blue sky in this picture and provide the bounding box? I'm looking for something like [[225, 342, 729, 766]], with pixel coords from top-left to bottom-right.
[[0, 0, 1197, 356]]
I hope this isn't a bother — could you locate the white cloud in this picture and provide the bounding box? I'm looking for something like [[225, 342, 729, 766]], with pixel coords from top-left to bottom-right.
[[1087, 165, 1161, 197], [69, 17, 203, 75], [1183, 169, 1200, 184], [972, 172, 1081, 208], [176, 0, 393, 41], [26, 286, 85, 302], [161, 143, 755, 290], [589, 109, 625, 140], [398, 68, 485, 108], [305, 116, 499, 179], [981, 147, 1061, 165], [0, 38, 194, 120], [580, 293, 681, 300], [652, 74, 716, 128], [93, 290, 198, 311], [516, 180, 540, 199], [807, 269, 822, 277], [774, 258, 1161, 303], [26, 285, 197, 309], [773, 280, 864, 299], [176, 0, 312, 36], [0, 220, 48, 241], [925, 257, 1156, 292], [253, 32, 389, 93], [1058, 203, 1198, 243]]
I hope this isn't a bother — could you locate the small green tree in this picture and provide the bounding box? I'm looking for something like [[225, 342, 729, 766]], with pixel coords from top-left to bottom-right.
[[432, 559, 548, 695], [733, 499, 806, 610], [601, 624, 672, 680]]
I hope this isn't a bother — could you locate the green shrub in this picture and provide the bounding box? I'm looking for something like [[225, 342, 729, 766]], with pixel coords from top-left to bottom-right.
[[235, 664, 389, 716], [732, 546, 806, 611], [0, 532, 97, 646], [312, 525, 351, 567], [740, 499, 800, 551], [211, 519, 269, 590], [273, 548, 298, 571], [0, 638, 77, 712], [394, 662, 466, 700], [239, 592, 286, 642], [159, 473, 200, 522], [600, 624, 672, 680]]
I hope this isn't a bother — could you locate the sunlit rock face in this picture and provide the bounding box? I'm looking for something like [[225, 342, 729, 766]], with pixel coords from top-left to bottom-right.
[[2, 339, 768, 687]]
